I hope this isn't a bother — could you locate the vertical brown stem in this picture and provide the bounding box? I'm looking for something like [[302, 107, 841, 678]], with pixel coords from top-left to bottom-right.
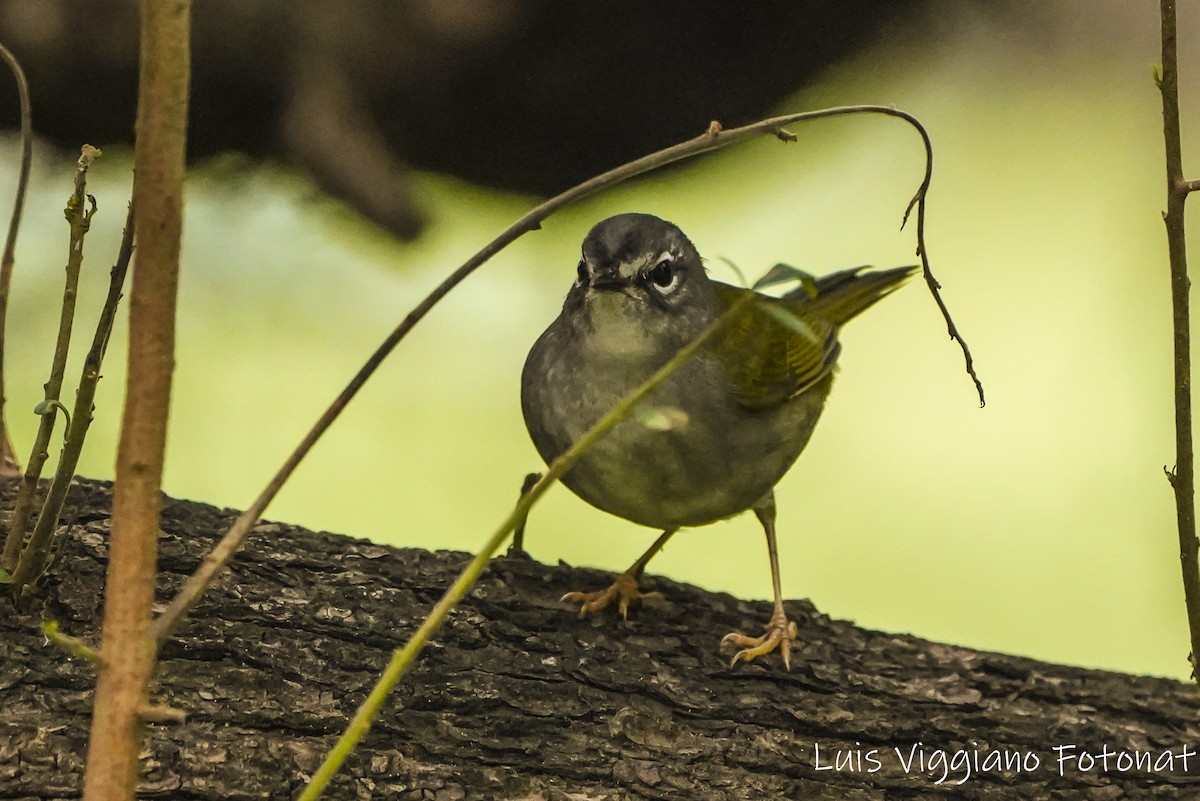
[[8, 205, 135, 589], [1158, 0, 1200, 684], [1, 148, 98, 571], [81, 1, 189, 798]]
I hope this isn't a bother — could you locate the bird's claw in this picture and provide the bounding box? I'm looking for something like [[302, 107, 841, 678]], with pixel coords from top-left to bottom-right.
[[722, 610, 799, 670], [561, 572, 642, 619]]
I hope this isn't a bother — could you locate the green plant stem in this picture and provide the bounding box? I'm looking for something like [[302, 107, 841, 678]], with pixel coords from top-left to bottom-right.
[[2, 147, 99, 572], [0, 43, 33, 476], [81, 1, 189, 798], [296, 290, 757, 801], [152, 104, 970, 645], [1158, 0, 1200, 684], [9, 204, 135, 591], [42, 620, 104, 665]]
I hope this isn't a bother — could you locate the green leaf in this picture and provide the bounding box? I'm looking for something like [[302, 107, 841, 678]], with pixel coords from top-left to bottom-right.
[[716, 256, 749, 288], [33, 399, 71, 434], [0, 566, 10, 583], [753, 262, 819, 298]]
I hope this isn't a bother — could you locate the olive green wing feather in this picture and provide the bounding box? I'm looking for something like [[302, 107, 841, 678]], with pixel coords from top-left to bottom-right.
[[708, 265, 915, 411], [708, 283, 839, 410], [788, 264, 918, 326]]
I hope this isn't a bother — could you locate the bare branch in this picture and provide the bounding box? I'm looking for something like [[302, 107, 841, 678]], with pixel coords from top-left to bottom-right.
[[1157, 0, 1200, 687], [8, 203, 135, 589], [2, 146, 100, 573], [0, 42, 32, 476]]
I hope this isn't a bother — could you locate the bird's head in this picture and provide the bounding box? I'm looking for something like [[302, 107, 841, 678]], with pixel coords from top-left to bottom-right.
[[565, 214, 715, 341]]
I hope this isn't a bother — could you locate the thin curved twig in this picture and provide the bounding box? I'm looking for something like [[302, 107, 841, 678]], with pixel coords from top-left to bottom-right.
[[152, 104, 979, 643], [898, 119, 985, 407], [0, 42, 34, 476]]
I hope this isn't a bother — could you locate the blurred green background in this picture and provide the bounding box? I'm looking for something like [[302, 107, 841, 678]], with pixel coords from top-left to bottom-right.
[[4, 3, 1198, 679]]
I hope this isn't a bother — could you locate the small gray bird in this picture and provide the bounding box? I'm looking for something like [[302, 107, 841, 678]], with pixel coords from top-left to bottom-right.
[[521, 213, 914, 668]]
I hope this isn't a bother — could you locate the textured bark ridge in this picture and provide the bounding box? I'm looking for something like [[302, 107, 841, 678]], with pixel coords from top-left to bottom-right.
[[2, 478, 1198, 800]]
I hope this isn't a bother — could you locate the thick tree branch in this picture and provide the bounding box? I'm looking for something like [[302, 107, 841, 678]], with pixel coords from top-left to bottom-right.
[[4, 479, 1198, 800]]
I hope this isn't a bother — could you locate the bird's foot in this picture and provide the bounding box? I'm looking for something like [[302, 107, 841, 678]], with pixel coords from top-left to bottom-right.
[[722, 607, 798, 670], [561, 571, 645, 619]]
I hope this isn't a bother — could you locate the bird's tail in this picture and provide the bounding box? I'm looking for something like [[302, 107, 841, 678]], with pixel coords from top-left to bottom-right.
[[787, 264, 918, 326]]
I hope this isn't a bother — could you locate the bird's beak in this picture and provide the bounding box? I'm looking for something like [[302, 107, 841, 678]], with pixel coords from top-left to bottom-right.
[[589, 270, 625, 291]]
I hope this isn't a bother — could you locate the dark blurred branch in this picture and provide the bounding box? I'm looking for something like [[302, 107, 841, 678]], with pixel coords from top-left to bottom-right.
[[1157, 0, 1200, 687], [0, 0, 917, 235], [0, 42, 31, 477], [1, 146, 99, 573]]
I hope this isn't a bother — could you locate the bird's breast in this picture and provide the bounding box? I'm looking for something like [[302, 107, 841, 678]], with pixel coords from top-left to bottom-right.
[[521, 314, 831, 529]]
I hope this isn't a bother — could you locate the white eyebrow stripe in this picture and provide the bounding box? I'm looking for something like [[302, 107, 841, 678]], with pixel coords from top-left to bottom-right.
[[616, 251, 675, 281], [618, 254, 651, 280]]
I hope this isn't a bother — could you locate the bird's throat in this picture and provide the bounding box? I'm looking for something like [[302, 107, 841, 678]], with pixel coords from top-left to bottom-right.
[[578, 290, 668, 365]]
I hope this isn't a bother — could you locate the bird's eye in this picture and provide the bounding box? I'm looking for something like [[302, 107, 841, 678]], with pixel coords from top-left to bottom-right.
[[646, 257, 680, 294], [576, 259, 588, 285]]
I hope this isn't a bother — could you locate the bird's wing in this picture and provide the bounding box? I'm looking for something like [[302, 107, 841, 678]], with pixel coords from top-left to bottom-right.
[[708, 283, 840, 411]]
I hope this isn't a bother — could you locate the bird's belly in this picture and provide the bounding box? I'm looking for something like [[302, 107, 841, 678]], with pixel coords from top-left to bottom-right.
[[522, 340, 830, 529], [560, 398, 823, 528]]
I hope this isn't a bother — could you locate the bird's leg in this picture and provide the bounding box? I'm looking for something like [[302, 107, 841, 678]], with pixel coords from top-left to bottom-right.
[[507, 472, 542, 557], [722, 492, 799, 669], [561, 527, 679, 619]]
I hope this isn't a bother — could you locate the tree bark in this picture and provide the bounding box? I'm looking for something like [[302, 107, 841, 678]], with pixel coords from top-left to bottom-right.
[[2, 478, 1198, 800]]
